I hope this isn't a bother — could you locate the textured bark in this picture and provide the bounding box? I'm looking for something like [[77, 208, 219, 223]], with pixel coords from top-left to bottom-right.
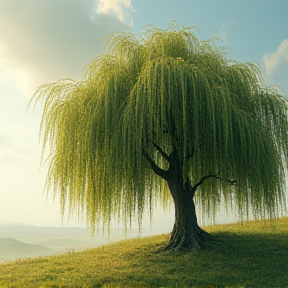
[[162, 179, 210, 252], [146, 146, 211, 252]]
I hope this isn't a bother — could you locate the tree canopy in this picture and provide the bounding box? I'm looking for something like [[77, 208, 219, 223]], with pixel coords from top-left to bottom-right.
[[33, 23, 288, 242]]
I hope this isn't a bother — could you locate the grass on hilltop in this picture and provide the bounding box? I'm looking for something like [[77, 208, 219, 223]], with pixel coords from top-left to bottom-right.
[[0, 217, 288, 288]]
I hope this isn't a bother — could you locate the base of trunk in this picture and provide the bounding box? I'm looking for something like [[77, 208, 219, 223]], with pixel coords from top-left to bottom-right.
[[161, 179, 211, 252], [161, 223, 211, 252]]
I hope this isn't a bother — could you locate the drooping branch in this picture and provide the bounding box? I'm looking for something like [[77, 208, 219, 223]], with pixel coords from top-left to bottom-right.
[[192, 174, 236, 192], [152, 141, 170, 162], [142, 148, 169, 180]]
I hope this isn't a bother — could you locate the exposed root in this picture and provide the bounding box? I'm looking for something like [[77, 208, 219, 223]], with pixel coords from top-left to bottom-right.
[[160, 226, 211, 252]]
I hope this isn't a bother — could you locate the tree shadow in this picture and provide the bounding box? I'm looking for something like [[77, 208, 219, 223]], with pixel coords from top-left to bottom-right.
[[138, 231, 288, 288], [202, 231, 288, 286]]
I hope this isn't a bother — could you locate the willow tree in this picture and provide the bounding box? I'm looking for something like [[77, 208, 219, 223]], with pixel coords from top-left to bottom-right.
[[33, 23, 288, 251]]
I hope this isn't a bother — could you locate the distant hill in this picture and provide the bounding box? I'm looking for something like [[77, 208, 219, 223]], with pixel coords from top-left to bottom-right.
[[0, 238, 54, 262], [0, 221, 26, 226], [0, 222, 141, 263]]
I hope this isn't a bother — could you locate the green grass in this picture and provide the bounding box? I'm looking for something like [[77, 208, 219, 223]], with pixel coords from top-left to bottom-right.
[[0, 217, 288, 288]]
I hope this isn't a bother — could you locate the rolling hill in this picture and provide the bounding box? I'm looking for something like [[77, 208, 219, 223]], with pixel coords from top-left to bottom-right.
[[0, 238, 53, 262], [0, 217, 287, 287], [0, 221, 142, 263]]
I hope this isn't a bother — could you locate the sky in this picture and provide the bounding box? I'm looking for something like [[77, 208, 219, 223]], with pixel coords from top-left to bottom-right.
[[0, 0, 288, 229]]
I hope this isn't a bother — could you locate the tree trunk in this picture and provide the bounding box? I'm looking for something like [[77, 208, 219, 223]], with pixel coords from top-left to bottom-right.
[[162, 180, 210, 252]]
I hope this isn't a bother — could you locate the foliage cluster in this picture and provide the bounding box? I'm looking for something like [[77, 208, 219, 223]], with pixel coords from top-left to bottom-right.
[[32, 23, 288, 231]]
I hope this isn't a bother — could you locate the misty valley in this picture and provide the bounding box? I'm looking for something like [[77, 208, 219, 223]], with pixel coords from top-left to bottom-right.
[[0, 221, 141, 263]]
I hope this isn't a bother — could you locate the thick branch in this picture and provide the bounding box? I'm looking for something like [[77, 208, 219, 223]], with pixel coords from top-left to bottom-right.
[[142, 148, 169, 180], [152, 141, 170, 162], [192, 174, 236, 192], [185, 141, 206, 162]]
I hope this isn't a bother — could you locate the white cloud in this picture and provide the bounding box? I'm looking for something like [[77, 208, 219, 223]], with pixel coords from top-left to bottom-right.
[[0, 1, 131, 97], [96, 0, 134, 26], [262, 39, 288, 96], [263, 39, 288, 76]]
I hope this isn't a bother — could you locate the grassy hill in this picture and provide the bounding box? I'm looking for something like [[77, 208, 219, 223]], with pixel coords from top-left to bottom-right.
[[0, 217, 288, 288], [0, 223, 142, 262], [0, 238, 53, 263]]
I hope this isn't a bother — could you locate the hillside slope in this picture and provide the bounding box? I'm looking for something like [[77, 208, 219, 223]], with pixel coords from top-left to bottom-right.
[[0, 222, 142, 262], [0, 238, 53, 262], [0, 217, 288, 288]]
